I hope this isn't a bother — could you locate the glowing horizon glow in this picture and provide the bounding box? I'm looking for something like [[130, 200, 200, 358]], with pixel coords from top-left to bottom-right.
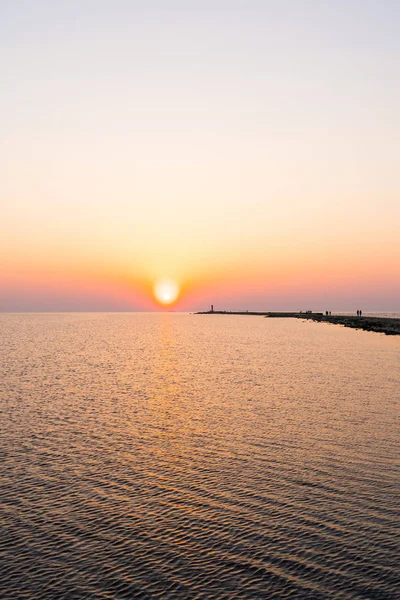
[[154, 279, 180, 306], [0, 2, 399, 312]]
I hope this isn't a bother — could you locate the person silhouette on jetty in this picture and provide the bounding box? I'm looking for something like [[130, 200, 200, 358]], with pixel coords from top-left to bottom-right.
[[357, 310, 360, 316]]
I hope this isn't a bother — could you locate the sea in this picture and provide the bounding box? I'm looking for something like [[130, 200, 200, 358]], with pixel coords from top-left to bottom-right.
[[1, 313, 399, 599]]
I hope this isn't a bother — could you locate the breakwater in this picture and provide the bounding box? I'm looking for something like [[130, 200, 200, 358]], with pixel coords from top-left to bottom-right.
[[196, 311, 400, 335], [293, 313, 400, 335]]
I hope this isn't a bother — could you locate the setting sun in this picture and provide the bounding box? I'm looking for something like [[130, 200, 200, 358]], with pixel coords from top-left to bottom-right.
[[154, 279, 180, 306]]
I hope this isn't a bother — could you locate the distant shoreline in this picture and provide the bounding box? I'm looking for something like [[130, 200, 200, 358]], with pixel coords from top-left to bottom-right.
[[195, 311, 400, 336]]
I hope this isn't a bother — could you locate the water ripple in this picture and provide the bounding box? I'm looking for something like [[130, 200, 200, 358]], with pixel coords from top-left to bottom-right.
[[1, 313, 399, 598]]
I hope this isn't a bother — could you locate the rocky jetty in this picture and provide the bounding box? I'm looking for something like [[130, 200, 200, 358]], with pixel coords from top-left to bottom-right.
[[196, 310, 400, 335], [291, 313, 400, 336]]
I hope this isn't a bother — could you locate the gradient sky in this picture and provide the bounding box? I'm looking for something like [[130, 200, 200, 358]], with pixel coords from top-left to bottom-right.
[[1, 0, 399, 311]]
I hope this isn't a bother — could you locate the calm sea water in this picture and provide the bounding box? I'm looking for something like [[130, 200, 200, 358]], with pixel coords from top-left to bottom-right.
[[1, 313, 399, 599]]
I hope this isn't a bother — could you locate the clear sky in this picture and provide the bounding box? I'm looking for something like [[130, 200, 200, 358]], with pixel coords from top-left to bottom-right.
[[1, 0, 399, 311]]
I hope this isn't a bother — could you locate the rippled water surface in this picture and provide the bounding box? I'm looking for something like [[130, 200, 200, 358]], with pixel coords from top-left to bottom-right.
[[1, 313, 399, 599]]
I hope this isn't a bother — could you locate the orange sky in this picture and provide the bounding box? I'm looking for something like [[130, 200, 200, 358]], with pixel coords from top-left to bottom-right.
[[1, 2, 399, 311]]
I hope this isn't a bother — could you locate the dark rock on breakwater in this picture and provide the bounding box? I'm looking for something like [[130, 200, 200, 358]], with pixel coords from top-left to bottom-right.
[[291, 313, 400, 335], [195, 310, 400, 335]]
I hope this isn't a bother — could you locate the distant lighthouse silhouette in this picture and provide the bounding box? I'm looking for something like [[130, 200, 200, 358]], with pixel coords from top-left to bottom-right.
[[211, 305, 214, 313]]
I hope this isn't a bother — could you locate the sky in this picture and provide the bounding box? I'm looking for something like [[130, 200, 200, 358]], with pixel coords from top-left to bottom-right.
[[1, 0, 399, 311]]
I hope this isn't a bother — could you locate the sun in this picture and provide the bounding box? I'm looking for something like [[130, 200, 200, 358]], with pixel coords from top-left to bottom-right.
[[154, 279, 180, 306]]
